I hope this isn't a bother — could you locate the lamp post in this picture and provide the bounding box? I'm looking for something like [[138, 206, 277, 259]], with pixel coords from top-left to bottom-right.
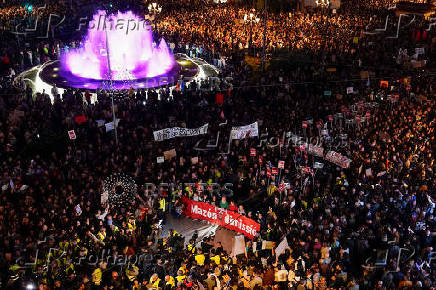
[[243, 10, 260, 56], [105, 29, 118, 146], [261, 0, 267, 71], [148, 2, 162, 32]]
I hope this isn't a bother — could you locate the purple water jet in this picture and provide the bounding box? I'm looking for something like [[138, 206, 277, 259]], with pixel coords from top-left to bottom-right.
[[61, 10, 174, 81]]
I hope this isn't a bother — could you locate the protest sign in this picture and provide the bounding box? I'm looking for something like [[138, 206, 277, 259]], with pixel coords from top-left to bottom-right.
[[308, 144, 324, 157], [250, 148, 257, 157], [105, 119, 120, 132], [275, 237, 290, 257], [181, 197, 260, 239], [230, 122, 259, 140], [157, 156, 165, 163], [96, 120, 105, 127], [153, 123, 209, 141], [325, 151, 352, 168], [232, 235, 246, 256], [278, 160, 285, 169], [262, 241, 275, 250], [75, 115, 87, 124], [68, 130, 76, 140], [164, 149, 177, 160]]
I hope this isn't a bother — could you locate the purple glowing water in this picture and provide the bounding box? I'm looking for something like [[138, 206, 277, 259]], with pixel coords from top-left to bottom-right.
[[61, 10, 174, 81]]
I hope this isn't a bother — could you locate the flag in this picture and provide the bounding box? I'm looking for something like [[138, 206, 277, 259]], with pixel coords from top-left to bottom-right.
[[278, 182, 285, 192], [176, 82, 180, 91], [180, 80, 185, 91], [216, 93, 224, 104], [75, 115, 86, 124]]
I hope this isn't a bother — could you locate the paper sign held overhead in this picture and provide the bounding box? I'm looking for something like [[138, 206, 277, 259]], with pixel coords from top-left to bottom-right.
[[68, 130, 76, 140]]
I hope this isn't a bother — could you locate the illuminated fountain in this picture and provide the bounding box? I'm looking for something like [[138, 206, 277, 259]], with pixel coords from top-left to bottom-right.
[[17, 10, 218, 99], [62, 10, 174, 81]]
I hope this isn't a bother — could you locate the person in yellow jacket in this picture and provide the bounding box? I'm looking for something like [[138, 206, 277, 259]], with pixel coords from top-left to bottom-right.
[[176, 270, 186, 283], [187, 242, 196, 254], [127, 216, 136, 234], [92, 267, 102, 286], [126, 264, 139, 283], [267, 182, 277, 196], [210, 253, 220, 265], [194, 249, 205, 266], [165, 275, 176, 287], [149, 273, 162, 289], [97, 227, 106, 245], [178, 263, 187, 275]]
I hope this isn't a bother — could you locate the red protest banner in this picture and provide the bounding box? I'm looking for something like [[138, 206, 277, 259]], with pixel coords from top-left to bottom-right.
[[250, 148, 256, 156], [181, 197, 260, 239]]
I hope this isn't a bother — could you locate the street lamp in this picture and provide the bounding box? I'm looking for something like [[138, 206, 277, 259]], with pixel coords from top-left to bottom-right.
[[148, 2, 162, 31], [243, 10, 260, 54]]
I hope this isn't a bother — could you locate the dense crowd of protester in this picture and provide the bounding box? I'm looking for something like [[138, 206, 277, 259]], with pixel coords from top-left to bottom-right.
[[0, 0, 435, 289]]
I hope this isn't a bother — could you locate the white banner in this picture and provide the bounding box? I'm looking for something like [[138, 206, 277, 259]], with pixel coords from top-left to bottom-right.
[[230, 122, 259, 140], [153, 123, 208, 141]]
